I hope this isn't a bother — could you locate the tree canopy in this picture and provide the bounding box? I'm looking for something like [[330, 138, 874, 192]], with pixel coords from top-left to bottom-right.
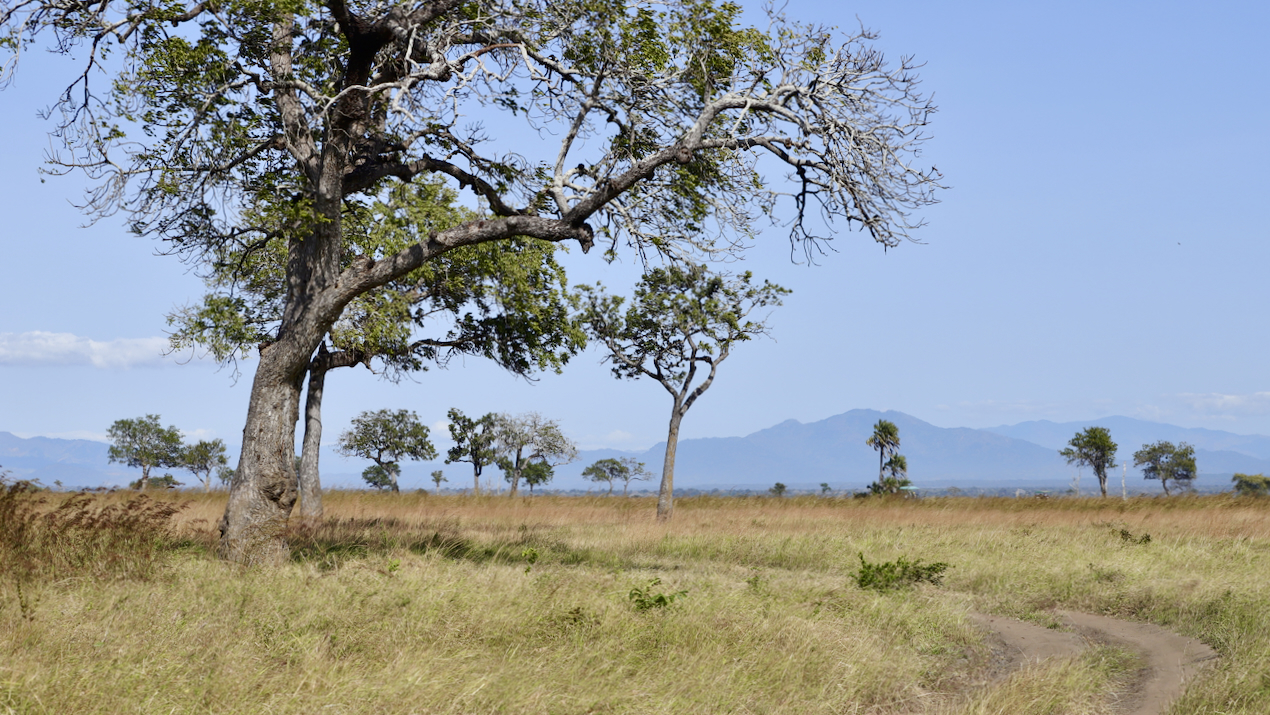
[[2, 0, 941, 563], [578, 263, 786, 520], [107, 415, 186, 491], [1059, 427, 1117, 498], [337, 409, 438, 492], [492, 412, 577, 496], [1133, 441, 1196, 496]]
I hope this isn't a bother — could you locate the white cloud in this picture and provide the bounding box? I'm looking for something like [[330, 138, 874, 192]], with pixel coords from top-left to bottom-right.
[[0, 331, 169, 368], [431, 419, 452, 438], [1177, 392, 1270, 417]]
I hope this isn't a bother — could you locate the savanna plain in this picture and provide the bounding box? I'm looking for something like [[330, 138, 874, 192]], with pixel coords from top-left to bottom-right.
[[2, 488, 1268, 715]]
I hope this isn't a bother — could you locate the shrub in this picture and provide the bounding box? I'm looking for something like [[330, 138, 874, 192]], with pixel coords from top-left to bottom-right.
[[854, 553, 950, 591], [628, 577, 688, 611]]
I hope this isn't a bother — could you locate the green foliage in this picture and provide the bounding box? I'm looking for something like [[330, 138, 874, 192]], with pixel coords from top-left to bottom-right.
[[361, 465, 397, 491], [854, 553, 950, 591], [1133, 441, 1197, 495], [578, 264, 788, 390], [869, 454, 911, 495], [430, 470, 447, 490], [521, 547, 539, 574], [628, 577, 688, 611], [1115, 528, 1151, 545], [820, 482, 832, 495], [1232, 473, 1270, 497], [106, 415, 186, 490], [128, 473, 184, 490], [520, 461, 554, 494], [339, 410, 437, 493], [769, 482, 787, 497], [1059, 427, 1118, 495]]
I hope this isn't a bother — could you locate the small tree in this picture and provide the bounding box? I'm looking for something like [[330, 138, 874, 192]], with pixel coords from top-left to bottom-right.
[[361, 465, 395, 491], [582, 458, 623, 495], [521, 461, 554, 495], [107, 415, 186, 491], [130, 473, 183, 490], [820, 482, 832, 495], [446, 409, 499, 494], [337, 410, 437, 493], [1232, 473, 1270, 497], [769, 482, 788, 497], [431, 470, 447, 491], [866, 420, 901, 485], [183, 439, 230, 493], [869, 454, 911, 495], [216, 466, 236, 489], [1059, 427, 1118, 497], [1133, 441, 1197, 496], [578, 265, 787, 521], [492, 413, 577, 497]]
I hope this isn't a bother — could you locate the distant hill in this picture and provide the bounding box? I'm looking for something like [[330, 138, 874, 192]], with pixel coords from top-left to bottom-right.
[[6, 410, 1265, 493], [0, 431, 142, 487]]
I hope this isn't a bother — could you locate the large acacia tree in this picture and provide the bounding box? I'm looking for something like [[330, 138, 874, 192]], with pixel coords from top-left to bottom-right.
[[3, 0, 941, 562]]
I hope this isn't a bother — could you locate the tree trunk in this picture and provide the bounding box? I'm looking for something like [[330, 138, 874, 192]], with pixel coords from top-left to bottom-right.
[[657, 406, 684, 522], [390, 464, 400, 493], [217, 344, 309, 564], [139, 465, 151, 491], [508, 450, 523, 496], [298, 364, 327, 520], [1096, 470, 1107, 498], [473, 466, 481, 494], [1161, 479, 1171, 496]]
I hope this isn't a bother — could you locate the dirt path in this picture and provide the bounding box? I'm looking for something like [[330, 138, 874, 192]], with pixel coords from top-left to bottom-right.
[[969, 611, 1218, 715]]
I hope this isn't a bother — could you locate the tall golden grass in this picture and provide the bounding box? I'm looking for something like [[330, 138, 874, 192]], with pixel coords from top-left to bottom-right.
[[1, 490, 1266, 714]]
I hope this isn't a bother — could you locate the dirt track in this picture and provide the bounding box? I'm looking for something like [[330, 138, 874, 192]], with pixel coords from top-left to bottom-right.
[[970, 611, 1218, 715]]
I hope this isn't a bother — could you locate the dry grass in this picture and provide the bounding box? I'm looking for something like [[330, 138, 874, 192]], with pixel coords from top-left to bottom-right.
[[1, 490, 1267, 714]]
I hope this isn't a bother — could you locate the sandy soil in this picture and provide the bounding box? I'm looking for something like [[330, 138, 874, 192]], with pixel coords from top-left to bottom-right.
[[969, 611, 1218, 715]]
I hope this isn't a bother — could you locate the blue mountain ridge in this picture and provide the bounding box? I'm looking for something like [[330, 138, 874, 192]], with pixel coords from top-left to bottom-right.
[[5, 410, 1268, 492]]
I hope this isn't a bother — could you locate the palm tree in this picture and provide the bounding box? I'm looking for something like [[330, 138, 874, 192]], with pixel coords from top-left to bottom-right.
[[866, 419, 901, 485]]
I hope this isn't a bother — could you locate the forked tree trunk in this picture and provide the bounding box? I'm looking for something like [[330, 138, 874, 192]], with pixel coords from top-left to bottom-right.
[[298, 364, 327, 520], [656, 406, 685, 522], [1096, 470, 1108, 498]]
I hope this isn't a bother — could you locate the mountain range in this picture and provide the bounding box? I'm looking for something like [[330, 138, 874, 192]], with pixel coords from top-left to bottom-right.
[[5, 410, 1268, 493]]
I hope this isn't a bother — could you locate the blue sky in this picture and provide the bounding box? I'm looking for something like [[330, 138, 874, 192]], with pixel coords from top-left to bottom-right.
[[2, 0, 1268, 460]]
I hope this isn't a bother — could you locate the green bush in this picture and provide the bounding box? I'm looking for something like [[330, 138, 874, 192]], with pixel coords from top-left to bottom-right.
[[854, 552, 950, 591], [628, 577, 688, 611]]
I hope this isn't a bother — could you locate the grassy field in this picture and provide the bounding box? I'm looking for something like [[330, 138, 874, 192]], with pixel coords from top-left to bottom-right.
[[2, 489, 1268, 714]]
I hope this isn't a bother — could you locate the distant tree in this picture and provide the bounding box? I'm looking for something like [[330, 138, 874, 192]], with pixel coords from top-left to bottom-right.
[[446, 409, 499, 494], [616, 458, 653, 496], [820, 482, 832, 495], [1133, 441, 1197, 496], [431, 470, 448, 491], [582, 458, 623, 495], [216, 466, 236, 489], [360, 465, 395, 491], [577, 264, 787, 521], [1059, 427, 1118, 497], [492, 413, 577, 497], [866, 420, 901, 486], [130, 473, 183, 490], [869, 454, 911, 495], [769, 482, 788, 497], [107, 415, 186, 491], [1232, 473, 1270, 497], [337, 410, 437, 493], [521, 461, 554, 495], [183, 439, 230, 493]]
